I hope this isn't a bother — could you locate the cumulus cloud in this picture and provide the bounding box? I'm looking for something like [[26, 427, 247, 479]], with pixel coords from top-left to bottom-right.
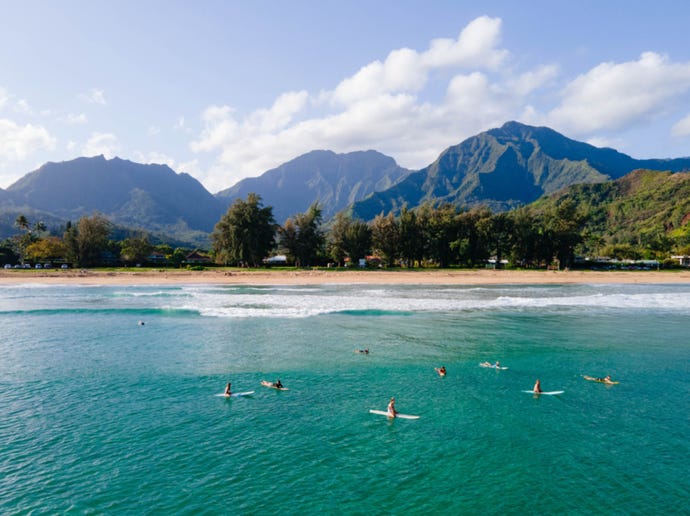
[[547, 52, 690, 133], [82, 132, 119, 157], [0, 118, 56, 160], [66, 113, 88, 125], [192, 16, 519, 190], [80, 88, 106, 105], [671, 114, 690, 137], [189, 17, 690, 191]]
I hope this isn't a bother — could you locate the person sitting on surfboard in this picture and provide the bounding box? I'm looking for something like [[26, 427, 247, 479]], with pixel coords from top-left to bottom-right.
[[533, 379, 542, 393], [224, 382, 232, 396], [436, 366, 446, 376], [387, 397, 397, 416], [274, 379, 283, 389]]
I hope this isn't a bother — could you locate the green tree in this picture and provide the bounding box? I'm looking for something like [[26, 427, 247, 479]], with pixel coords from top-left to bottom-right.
[[477, 211, 514, 267], [546, 199, 588, 269], [327, 213, 372, 266], [211, 193, 277, 266], [419, 203, 461, 268], [13, 215, 46, 263], [344, 219, 372, 264], [120, 234, 154, 265], [63, 213, 112, 267], [25, 237, 68, 263], [327, 212, 351, 266], [398, 207, 423, 268], [370, 211, 399, 267], [279, 203, 325, 267]]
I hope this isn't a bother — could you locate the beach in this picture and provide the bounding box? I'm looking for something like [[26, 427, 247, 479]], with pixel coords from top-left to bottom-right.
[[1, 267, 690, 285]]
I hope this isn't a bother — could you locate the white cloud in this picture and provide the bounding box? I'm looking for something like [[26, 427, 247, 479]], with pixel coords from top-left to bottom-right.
[[192, 16, 519, 190], [132, 150, 176, 169], [0, 118, 56, 160], [671, 114, 690, 137], [189, 18, 690, 192], [0, 87, 8, 110], [547, 52, 690, 134], [66, 113, 88, 125], [15, 99, 32, 114], [80, 88, 106, 105], [82, 132, 119, 157], [423, 15, 508, 69]]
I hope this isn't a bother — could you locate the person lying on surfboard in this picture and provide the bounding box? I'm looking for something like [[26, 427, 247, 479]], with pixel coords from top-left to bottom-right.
[[355, 348, 369, 354], [585, 374, 616, 384], [533, 379, 542, 393], [224, 382, 232, 396], [387, 397, 397, 417]]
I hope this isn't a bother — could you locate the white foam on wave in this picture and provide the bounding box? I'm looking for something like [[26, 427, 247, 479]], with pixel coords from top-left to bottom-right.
[[163, 284, 690, 318]]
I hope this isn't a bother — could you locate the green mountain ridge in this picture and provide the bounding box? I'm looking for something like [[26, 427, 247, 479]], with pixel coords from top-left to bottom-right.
[[528, 169, 690, 252], [350, 121, 690, 219], [215, 149, 411, 223]]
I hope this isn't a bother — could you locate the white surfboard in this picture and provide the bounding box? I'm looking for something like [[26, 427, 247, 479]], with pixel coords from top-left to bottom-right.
[[261, 381, 289, 390], [215, 391, 255, 398], [369, 409, 420, 420], [522, 390, 564, 395]]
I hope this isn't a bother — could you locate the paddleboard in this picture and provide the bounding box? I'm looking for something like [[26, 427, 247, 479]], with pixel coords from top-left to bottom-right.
[[261, 380, 289, 391], [369, 409, 420, 420], [479, 362, 508, 370], [583, 376, 619, 384], [522, 390, 564, 395], [215, 391, 255, 398]]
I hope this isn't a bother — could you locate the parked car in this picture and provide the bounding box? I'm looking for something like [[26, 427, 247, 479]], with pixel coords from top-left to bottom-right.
[[35, 264, 42, 269], [61, 264, 69, 269], [3, 264, 12, 269]]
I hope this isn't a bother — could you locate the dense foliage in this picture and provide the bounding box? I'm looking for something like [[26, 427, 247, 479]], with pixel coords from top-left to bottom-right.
[[4, 170, 690, 270]]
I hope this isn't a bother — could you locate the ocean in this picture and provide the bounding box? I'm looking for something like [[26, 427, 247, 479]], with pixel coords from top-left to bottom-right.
[[1, 282, 688, 514]]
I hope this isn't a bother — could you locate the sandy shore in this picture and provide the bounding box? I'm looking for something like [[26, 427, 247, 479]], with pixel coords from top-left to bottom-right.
[[1, 268, 690, 286]]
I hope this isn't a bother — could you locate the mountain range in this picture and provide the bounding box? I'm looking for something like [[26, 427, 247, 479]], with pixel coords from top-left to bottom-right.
[[349, 121, 690, 219], [1, 121, 689, 246]]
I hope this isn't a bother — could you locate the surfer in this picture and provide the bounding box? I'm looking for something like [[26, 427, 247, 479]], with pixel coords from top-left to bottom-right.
[[387, 397, 397, 417], [356, 348, 369, 354], [436, 366, 446, 376], [224, 382, 232, 396], [494, 361, 500, 368], [274, 379, 284, 389], [533, 379, 542, 394]]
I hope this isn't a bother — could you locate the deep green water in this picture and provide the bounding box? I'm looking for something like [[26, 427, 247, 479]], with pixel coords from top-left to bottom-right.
[[0, 283, 688, 514]]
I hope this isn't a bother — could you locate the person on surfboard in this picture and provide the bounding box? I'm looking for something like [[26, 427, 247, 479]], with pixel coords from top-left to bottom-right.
[[224, 382, 232, 396], [533, 379, 542, 393], [387, 397, 397, 416], [274, 379, 284, 389], [435, 366, 446, 376]]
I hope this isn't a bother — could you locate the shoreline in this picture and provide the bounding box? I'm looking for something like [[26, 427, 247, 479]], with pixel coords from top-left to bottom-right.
[[2, 268, 690, 286]]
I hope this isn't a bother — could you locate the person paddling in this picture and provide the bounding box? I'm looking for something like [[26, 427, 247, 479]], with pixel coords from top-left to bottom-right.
[[224, 382, 232, 396], [533, 379, 542, 394], [387, 397, 397, 417]]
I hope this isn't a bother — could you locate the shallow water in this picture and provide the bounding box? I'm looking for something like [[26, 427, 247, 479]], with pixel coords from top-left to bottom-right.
[[0, 283, 688, 514]]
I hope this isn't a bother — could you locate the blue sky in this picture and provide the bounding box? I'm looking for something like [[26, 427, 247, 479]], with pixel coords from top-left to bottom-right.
[[2, 0, 690, 192]]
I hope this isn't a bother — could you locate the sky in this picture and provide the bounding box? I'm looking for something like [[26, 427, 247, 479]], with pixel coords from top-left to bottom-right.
[[2, 0, 690, 193]]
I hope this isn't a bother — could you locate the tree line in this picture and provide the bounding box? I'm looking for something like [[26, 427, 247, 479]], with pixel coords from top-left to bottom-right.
[[210, 193, 592, 269], [4, 192, 687, 270], [2, 213, 191, 268]]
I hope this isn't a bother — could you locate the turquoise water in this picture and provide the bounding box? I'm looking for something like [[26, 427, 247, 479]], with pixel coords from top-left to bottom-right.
[[0, 283, 688, 514]]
